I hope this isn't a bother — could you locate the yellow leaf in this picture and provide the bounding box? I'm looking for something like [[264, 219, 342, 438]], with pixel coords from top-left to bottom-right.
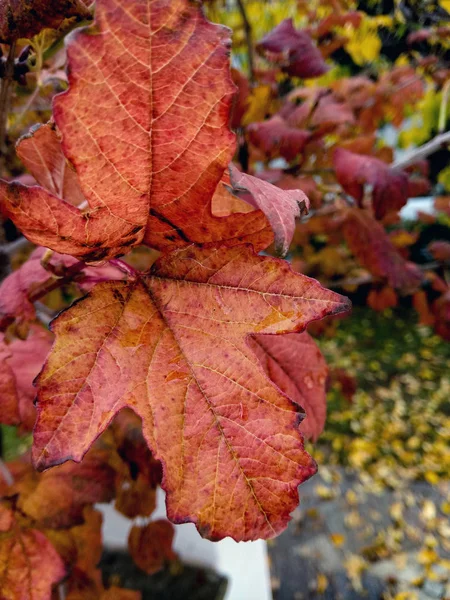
[[242, 85, 273, 126], [330, 533, 345, 547], [317, 573, 329, 594]]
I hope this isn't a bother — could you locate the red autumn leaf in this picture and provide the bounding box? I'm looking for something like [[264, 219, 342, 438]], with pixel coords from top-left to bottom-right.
[[228, 164, 309, 256], [343, 208, 423, 293], [16, 122, 85, 207], [258, 170, 323, 209], [257, 19, 329, 78], [428, 241, 450, 262], [209, 171, 273, 250], [0, 0, 90, 43], [407, 175, 431, 198], [0, 525, 65, 600], [310, 95, 356, 130], [0, 326, 52, 430], [247, 115, 311, 161], [249, 332, 328, 442], [333, 148, 410, 219], [128, 520, 176, 575], [32, 245, 349, 541], [0, 0, 265, 262], [0, 247, 124, 330]]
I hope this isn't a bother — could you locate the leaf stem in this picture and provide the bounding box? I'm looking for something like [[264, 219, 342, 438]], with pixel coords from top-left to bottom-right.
[[0, 41, 17, 175], [236, 0, 255, 83], [28, 260, 87, 304], [109, 258, 140, 279]]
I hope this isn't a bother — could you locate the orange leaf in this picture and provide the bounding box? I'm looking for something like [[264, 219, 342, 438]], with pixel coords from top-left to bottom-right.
[[32, 245, 349, 541], [0, 0, 263, 262], [0, 526, 65, 600], [249, 333, 328, 442], [128, 520, 176, 575], [19, 445, 116, 528], [16, 123, 85, 207]]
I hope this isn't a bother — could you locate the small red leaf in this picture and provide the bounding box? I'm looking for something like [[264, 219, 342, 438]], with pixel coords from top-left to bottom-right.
[[343, 208, 423, 293], [0, 326, 52, 430], [428, 241, 450, 262], [257, 19, 329, 78], [0, 247, 123, 330], [228, 164, 309, 256], [248, 115, 311, 161], [334, 148, 409, 219]]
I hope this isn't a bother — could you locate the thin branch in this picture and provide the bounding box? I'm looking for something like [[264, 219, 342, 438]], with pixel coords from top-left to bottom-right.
[[393, 130, 450, 170], [438, 79, 450, 134], [28, 260, 86, 304], [0, 458, 14, 486], [0, 41, 17, 175], [0, 237, 32, 257], [236, 0, 255, 83]]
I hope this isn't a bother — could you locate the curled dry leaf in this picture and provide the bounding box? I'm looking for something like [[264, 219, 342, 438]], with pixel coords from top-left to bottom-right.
[[0, 0, 269, 262], [0, 0, 90, 43], [343, 208, 423, 294], [16, 122, 85, 207], [0, 525, 65, 600], [333, 148, 410, 220], [228, 164, 309, 256], [32, 245, 350, 541], [128, 520, 176, 575], [0, 325, 52, 430], [249, 332, 328, 442], [257, 19, 329, 78]]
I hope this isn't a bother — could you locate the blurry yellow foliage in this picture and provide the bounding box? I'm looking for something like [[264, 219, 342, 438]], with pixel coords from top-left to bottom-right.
[[242, 85, 273, 125]]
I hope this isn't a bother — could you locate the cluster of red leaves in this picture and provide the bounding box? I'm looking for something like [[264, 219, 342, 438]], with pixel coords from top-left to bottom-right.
[[231, 8, 450, 340], [0, 410, 164, 599], [0, 4, 351, 595]]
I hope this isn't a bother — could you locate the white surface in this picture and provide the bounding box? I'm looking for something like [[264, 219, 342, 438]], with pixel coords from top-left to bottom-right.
[[98, 488, 272, 600], [399, 196, 435, 220]]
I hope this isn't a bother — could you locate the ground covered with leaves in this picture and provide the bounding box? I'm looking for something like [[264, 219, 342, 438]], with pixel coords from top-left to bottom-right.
[[268, 309, 450, 600], [314, 308, 450, 488]]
